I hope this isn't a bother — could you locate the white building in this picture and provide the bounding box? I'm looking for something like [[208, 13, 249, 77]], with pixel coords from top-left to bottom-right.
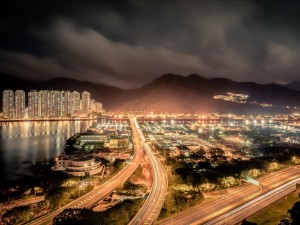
[[71, 91, 81, 116], [90, 99, 96, 112], [61, 91, 71, 117], [15, 90, 25, 119], [39, 90, 51, 118], [81, 91, 90, 113], [50, 90, 62, 118], [52, 154, 103, 176], [96, 102, 103, 113], [28, 90, 39, 118], [2, 89, 14, 119], [2, 89, 99, 119]]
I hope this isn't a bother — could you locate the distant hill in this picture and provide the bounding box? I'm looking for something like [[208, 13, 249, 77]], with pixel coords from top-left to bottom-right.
[[116, 73, 300, 114], [284, 81, 300, 91], [1, 73, 300, 114]]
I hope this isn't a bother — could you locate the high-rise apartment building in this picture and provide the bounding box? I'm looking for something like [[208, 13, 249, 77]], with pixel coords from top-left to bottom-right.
[[71, 91, 80, 115], [2, 89, 14, 119], [38, 90, 51, 118], [90, 99, 96, 112], [2, 89, 101, 119], [61, 91, 71, 117], [28, 90, 39, 118], [15, 90, 25, 119], [81, 91, 90, 113], [96, 102, 103, 113], [50, 91, 62, 118]]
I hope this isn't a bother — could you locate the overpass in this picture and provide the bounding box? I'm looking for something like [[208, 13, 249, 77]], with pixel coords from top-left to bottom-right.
[[156, 165, 300, 225], [204, 177, 300, 225], [129, 117, 168, 225]]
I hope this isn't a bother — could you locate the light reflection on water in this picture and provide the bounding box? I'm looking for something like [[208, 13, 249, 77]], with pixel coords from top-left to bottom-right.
[[0, 120, 95, 184]]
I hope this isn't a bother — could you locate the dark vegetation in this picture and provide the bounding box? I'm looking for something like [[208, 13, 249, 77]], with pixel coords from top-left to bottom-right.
[[166, 145, 300, 191], [242, 196, 300, 225], [53, 199, 144, 225]]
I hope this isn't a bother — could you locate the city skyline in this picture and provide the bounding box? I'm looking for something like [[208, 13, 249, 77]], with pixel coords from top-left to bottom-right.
[[1, 89, 102, 119], [1, 1, 300, 88], [1, 1, 300, 224]]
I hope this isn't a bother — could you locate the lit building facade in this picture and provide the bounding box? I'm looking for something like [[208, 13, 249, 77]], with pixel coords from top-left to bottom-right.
[[2, 89, 14, 119], [50, 91, 62, 118], [71, 91, 80, 116], [15, 90, 25, 119], [39, 90, 51, 118], [61, 91, 71, 117], [2, 89, 102, 119], [96, 102, 103, 113], [28, 90, 39, 118], [81, 91, 90, 113], [90, 99, 95, 112]]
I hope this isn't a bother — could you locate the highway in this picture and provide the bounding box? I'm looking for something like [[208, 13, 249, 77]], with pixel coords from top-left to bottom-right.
[[204, 178, 300, 225], [129, 117, 168, 225], [156, 165, 300, 225], [26, 117, 142, 225]]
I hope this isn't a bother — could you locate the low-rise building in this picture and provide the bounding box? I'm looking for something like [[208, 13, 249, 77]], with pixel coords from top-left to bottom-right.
[[104, 137, 129, 149], [79, 132, 106, 145], [176, 145, 191, 157], [52, 154, 103, 176]]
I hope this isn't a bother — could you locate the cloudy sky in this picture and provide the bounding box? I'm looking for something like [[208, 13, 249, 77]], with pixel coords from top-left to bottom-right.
[[1, 0, 300, 88]]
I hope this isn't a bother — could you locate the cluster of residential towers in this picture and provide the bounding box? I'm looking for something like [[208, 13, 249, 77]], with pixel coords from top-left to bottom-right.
[[1, 90, 102, 119]]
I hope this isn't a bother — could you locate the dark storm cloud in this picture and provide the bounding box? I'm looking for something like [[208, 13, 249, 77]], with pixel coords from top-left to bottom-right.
[[1, 0, 300, 88]]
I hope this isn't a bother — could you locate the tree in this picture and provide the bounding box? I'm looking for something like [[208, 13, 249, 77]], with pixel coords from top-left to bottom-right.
[[241, 218, 257, 225], [163, 189, 178, 214], [33, 186, 43, 196], [48, 190, 70, 210], [209, 148, 226, 162], [53, 199, 144, 225], [197, 161, 212, 170], [113, 159, 125, 171], [2, 206, 33, 224], [163, 189, 203, 214], [288, 202, 300, 225], [267, 162, 280, 172], [247, 169, 261, 178], [220, 176, 238, 189], [64, 145, 75, 155], [23, 188, 32, 198], [278, 218, 291, 225], [198, 183, 216, 192]]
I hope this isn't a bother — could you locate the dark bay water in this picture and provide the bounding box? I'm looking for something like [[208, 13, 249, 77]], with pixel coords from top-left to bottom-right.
[[0, 120, 95, 184]]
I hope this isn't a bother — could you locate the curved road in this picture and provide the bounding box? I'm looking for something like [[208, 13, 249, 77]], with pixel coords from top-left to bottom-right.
[[26, 117, 143, 225], [204, 178, 300, 225], [156, 165, 300, 225], [129, 117, 168, 225]]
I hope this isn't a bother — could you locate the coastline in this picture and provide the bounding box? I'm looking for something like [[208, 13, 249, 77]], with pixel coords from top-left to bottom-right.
[[0, 117, 100, 123]]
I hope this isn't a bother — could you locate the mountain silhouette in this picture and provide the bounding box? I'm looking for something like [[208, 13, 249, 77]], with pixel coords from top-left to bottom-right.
[[1, 73, 300, 114], [285, 81, 300, 91]]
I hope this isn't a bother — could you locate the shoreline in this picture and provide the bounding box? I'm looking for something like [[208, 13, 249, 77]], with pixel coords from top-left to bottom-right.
[[0, 117, 100, 123]]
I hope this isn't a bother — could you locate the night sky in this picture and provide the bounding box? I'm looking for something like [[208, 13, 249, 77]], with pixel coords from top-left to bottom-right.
[[1, 0, 300, 88]]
